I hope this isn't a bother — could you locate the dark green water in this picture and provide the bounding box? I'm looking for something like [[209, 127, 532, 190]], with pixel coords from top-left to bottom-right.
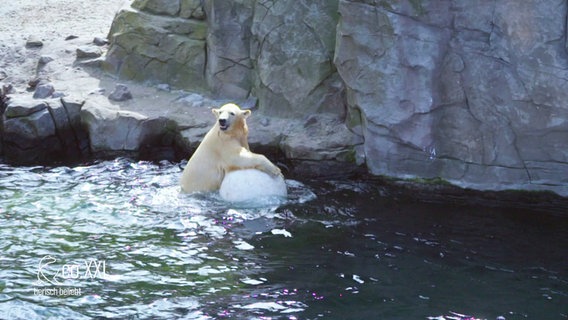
[[0, 159, 566, 319]]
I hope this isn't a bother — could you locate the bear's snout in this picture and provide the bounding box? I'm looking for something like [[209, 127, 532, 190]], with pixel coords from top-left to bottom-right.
[[218, 118, 228, 130]]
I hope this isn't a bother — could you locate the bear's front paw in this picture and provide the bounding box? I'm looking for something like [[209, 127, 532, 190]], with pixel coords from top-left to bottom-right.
[[269, 166, 282, 178]]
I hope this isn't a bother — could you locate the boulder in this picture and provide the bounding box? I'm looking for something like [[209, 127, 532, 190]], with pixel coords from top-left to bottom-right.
[[108, 84, 133, 101], [249, 0, 342, 117], [2, 108, 61, 164], [81, 100, 146, 153], [25, 36, 43, 48], [81, 98, 181, 159], [132, 0, 181, 17], [38, 56, 54, 65], [280, 114, 363, 163], [4, 108, 55, 146], [4, 96, 48, 118], [104, 4, 207, 90], [76, 46, 103, 59], [93, 37, 109, 46], [33, 82, 55, 99], [1, 95, 88, 164]]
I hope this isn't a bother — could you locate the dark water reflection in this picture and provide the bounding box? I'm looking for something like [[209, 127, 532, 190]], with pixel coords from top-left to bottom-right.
[[0, 159, 566, 319]]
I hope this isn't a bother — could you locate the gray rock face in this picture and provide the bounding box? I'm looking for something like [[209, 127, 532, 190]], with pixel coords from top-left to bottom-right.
[[1, 96, 88, 164], [280, 114, 363, 163], [103, 0, 362, 173], [25, 36, 43, 48], [80, 97, 182, 160], [96, 0, 568, 196], [204, 0, 254, 99], [249, 0, 342, 117], [108, 84, 133, 101], [0, 93, 187, 164], [76, 46, 103, 59], [33, 82, 55, 99], [106, 0, 345, 118], [81, 101, 147, 152], [334, 0, 568, 195], [104, 0, 207, 90]]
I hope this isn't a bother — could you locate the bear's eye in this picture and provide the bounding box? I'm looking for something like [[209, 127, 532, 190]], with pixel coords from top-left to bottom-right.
[[230, 112, 235, 116]]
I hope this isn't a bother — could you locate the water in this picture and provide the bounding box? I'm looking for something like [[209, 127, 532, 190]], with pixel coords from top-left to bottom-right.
[[0, 158, 566, 319]]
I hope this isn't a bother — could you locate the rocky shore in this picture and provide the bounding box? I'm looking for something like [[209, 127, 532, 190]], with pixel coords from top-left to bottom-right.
[[0, 0, 362, 176], [1, 0, 567, 201], [0, 80, 362, 176]]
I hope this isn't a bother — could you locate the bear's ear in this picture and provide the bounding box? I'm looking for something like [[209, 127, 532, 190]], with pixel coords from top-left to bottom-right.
[[212, 108, 220, 117], [241, 109, 251, 118]]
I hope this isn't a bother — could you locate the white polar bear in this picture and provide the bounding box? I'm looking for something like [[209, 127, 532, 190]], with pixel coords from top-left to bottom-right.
[[180, 103, 287, 201]]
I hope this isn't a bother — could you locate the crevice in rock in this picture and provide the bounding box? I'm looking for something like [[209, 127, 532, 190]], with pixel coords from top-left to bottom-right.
[[564, 1, 568, 57], [301, 20, 332, 61], [60, 98, 89, 156], [257, 0, 278, 25], [511, 131, 533, 184], [0, 86, 9, 115], [380, 6, 443, 31], [46, 102, 68, 151], [203, 41, 208, 79], [305, 70, 335, 98], [123, 117, 140, 151], [214, 56, 253, 76], [255, 22, 285, 61]]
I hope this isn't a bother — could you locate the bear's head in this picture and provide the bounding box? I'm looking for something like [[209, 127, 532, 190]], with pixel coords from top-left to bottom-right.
[[212, 103, 251, 134]]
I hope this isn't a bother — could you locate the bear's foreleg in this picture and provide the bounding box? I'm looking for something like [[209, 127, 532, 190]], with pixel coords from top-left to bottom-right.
[[227, 149, 282, 177]]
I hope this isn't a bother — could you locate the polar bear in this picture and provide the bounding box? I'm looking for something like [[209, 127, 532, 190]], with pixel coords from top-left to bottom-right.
[[180, 103, 287, 201]]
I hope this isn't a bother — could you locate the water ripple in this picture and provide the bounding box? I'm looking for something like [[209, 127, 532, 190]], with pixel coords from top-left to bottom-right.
[[0, 159, 566, 319]]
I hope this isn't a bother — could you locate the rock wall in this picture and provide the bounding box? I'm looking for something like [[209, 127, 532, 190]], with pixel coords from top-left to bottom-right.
[[334, 0, 568, 195], [11, 0, 559, 196], [104, 0, 208, 91], [106, 0, 346, 118], [1, 96, 89, 164]]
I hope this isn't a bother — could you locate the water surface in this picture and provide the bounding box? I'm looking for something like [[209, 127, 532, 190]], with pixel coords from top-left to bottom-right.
[[0, 159, 566, 319]]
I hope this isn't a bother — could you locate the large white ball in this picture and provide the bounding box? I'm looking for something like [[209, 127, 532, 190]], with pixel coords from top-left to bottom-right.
[[220, 169, 287, 202]]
